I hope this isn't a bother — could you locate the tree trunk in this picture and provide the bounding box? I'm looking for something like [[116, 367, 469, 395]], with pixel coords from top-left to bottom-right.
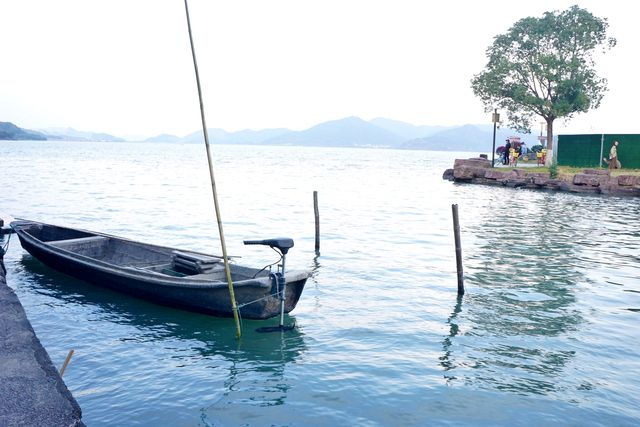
[[545, 119, 554, 166]]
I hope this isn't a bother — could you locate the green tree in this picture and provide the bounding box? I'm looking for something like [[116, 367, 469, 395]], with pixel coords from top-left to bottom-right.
[[471, 5, 616, 159]]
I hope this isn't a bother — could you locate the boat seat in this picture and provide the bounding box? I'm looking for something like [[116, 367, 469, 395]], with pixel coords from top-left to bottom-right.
[[171, 250, 222, 274], [48, 235, 109, 248]]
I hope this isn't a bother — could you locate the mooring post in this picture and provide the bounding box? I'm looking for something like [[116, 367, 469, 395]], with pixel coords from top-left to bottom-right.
[[313, 191, 320, 252], [451, 204, 464, 295]]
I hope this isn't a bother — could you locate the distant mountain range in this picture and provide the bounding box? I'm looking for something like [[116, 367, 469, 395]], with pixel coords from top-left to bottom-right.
[[259, 117, 405, 147], [40, 127, 126, 142], [0, 122, 46, 140], [401, 124, 538, 152], [0, 117, 541, 152]]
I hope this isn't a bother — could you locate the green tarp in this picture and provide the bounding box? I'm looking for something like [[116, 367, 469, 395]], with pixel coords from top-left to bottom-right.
[[557, 134, 640, 169]]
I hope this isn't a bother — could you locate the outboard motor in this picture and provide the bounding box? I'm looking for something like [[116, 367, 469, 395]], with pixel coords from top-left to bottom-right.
[[244, 238, 295, 331]]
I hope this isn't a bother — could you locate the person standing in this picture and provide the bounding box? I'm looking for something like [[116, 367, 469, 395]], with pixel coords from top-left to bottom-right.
[[512, 144, 520, 166], [503, 139, 511, 165], [608, 141, 619, 169]]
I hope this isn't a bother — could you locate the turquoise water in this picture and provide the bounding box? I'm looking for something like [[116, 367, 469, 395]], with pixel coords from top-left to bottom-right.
[[1, 141, 639, 426]]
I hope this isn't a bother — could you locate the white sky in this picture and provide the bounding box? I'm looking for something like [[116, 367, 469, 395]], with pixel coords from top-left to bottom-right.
[[0, 0, 636, 138]]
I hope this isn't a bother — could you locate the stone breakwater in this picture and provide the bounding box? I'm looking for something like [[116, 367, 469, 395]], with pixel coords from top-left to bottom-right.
[[443, 158, 640, 197]]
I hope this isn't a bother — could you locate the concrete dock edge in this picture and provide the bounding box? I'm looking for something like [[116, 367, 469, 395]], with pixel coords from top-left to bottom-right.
[[0, 252, 84, 427]]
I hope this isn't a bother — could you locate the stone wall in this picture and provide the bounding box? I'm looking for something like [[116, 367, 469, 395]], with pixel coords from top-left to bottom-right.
[[443, 157, 640, 197]]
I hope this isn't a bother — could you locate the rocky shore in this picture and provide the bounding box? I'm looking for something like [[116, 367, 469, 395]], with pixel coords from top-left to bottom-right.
[[443, 157, 640, 197]]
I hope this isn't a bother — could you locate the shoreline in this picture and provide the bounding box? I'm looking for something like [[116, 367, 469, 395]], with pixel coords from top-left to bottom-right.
[[443, 157, 640, 197], [0, 246, 84, 426]]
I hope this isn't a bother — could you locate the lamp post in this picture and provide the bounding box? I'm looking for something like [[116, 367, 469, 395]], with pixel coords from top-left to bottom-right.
[[491, 109, 499, 167], [538, 122, 546, 147]]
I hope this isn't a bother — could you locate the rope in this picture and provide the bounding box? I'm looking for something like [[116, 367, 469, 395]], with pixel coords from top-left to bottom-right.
[[1, 231, 11, 254], [236, 288, 284, 310], [237, 272, 284, 310], [0, 232, 10, 276]]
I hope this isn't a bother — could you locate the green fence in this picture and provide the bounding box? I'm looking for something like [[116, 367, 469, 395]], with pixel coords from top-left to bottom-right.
[[557, 134, 640, 169]]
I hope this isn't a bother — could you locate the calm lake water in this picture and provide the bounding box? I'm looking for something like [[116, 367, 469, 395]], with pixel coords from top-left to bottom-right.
[[1, 141, 639, 426]]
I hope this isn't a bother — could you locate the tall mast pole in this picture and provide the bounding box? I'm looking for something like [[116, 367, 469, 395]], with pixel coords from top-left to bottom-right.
[[183, 0, 242, 338]]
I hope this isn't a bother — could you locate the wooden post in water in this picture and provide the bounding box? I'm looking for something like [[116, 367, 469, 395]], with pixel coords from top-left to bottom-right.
[[451, 204, 465, 295], [314, 191, 320, 252]]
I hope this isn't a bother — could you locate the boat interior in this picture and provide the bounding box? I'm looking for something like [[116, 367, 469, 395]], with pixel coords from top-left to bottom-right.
[[20, 223, 263, 280]]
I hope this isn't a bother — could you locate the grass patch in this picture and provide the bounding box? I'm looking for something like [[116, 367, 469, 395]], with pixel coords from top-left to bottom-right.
[[561, 166, 640, 176], [610, 168, 640, 176]]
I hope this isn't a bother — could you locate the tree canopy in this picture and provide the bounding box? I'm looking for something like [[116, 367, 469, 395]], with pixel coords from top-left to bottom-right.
[[471, 5, 616, 153]]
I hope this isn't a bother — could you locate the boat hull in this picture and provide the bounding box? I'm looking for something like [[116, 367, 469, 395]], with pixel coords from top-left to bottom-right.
[[12, 221, 308, 320]]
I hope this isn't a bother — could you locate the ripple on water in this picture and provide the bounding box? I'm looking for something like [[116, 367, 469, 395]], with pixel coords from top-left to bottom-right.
[[1, 142, 640, 426]]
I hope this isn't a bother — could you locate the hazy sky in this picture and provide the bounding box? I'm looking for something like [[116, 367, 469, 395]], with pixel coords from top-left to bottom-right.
[[0, 1, 636, 138]]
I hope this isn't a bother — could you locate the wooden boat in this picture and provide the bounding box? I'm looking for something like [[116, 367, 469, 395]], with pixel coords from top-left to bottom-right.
[[11, 220, 309, 320]]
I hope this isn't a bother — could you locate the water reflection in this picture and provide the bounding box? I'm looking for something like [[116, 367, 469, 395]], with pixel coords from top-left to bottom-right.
[[440, 295, 462, 381], [310, 250, 321, 275], [16, 254, 307, 415], [442, 192, 590, 395], [17, 256, 307, 362]]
